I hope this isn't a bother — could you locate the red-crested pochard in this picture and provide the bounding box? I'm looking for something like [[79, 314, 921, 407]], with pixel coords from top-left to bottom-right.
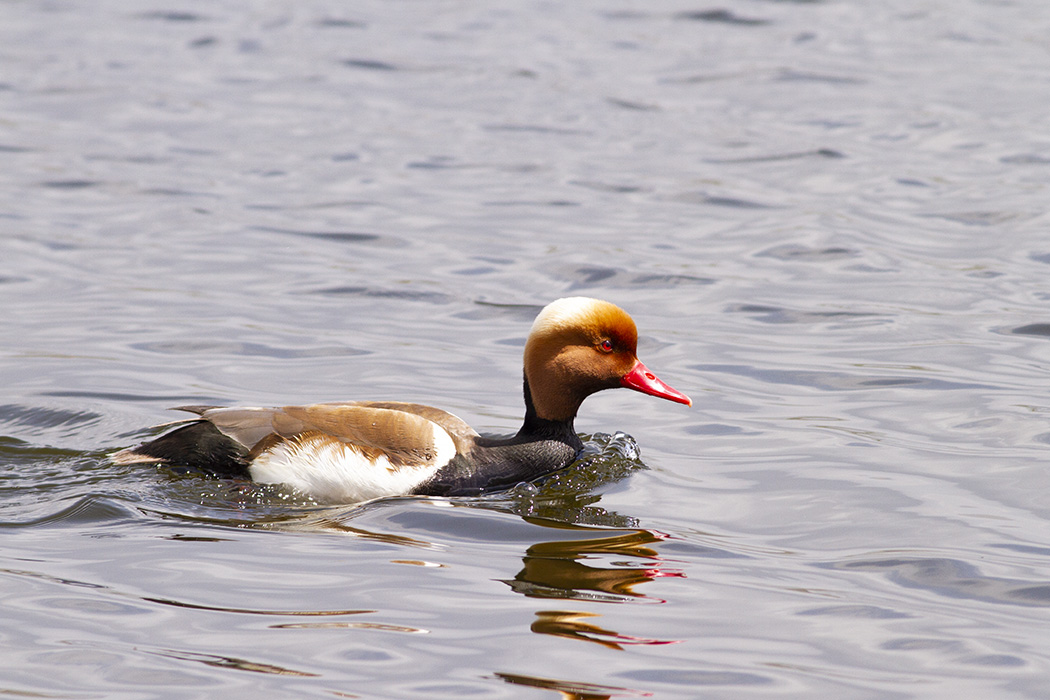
[[113, 297, 691, 503]]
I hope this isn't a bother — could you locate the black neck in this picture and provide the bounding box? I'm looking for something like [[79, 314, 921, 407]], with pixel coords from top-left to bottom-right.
[[520, 374, 578, 444], [414, 377, 583, 497]]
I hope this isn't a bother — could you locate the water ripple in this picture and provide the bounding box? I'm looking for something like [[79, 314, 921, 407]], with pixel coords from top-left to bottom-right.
[[697, 364, 991, 392], [147, 648, 318, 677], [674, 9, 771, 26], [824, 556, 1050, 607]]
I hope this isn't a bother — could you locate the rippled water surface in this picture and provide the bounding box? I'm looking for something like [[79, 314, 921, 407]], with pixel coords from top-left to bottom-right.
[[4, 1, 1050, 697]]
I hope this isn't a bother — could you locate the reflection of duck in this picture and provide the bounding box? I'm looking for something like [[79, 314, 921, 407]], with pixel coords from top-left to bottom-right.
[[531, 610, 682, 650], [510, 557, 664, 601], [114, 298, 689, 503], [496, 671, 648, 700], [504, 529, 685, 603]]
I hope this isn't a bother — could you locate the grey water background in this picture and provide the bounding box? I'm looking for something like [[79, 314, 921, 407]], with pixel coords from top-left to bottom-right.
[[3, 0, 1050, 697]]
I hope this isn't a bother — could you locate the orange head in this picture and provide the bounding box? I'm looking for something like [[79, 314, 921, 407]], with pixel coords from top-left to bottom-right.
[[523, 297, 691, 422]]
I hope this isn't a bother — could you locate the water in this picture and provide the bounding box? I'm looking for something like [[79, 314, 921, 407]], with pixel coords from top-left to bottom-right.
[[3, 0, 1050, 697]]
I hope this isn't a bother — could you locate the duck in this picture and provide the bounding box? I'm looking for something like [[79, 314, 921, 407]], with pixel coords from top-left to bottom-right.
[[112, 297, 691, 503]]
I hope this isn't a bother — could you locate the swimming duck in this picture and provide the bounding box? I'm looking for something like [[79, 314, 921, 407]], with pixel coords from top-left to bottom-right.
[[113, 297, 691, 503]]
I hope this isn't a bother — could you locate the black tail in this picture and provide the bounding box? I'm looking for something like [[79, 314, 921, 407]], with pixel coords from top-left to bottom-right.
[[113, 421, 250, 477]]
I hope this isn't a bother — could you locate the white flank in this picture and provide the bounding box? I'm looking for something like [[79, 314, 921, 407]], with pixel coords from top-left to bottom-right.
[[249, 422, 456, 504]]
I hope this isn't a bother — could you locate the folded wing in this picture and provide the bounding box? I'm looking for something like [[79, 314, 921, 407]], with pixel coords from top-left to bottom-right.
[[193, 402, 473, 503]]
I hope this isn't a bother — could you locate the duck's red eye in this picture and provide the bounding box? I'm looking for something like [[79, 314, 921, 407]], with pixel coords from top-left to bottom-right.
[[599, 339, 614, 353]]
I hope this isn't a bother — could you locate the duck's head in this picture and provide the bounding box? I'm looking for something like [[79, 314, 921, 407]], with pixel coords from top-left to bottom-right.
[[523, 297, 692, 423]]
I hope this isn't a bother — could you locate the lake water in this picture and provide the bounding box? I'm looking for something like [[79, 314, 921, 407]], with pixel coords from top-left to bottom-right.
[[3, 1, 1050, 697]]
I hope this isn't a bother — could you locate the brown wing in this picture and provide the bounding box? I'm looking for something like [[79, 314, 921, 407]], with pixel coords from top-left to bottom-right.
[[319, 401, 479, 451], [198, 402, 473, 469]]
